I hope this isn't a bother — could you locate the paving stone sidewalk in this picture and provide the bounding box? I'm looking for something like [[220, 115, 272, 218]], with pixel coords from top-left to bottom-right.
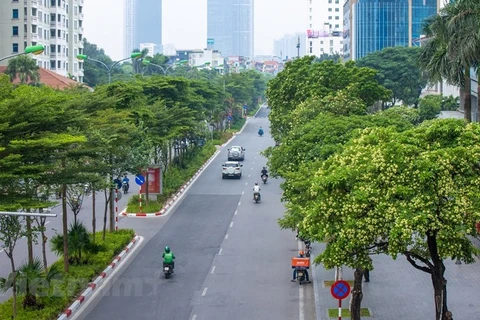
[[311, 239, 480, 320]]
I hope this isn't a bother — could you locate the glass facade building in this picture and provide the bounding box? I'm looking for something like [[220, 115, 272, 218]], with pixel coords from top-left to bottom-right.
[[135, 0, 162, 50], [207, 0, 254, 59], [351, 0, 436, 60]]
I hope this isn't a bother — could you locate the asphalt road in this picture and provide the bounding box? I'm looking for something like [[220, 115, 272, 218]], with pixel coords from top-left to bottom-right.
[[0, 176, 137, 303], [81, 107, 316, 320]]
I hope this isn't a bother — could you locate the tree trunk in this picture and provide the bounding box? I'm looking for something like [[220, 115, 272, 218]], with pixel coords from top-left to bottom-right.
[[26, 216, 33, 264], [109, 187, 114, 232], [464, 68, 472, 122], [427, 233, 451, 320], [62, 182, 69, 273], [350, 268, 364, 320], [38, 213, 48, 270], [102, 188, 109, 241], [9, 253, 17, 317], [92, 187, 96, 243]]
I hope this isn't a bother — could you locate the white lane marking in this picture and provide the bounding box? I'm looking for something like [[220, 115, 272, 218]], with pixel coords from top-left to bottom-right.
[[248, 175, 251, 178], [45, 221, 51, 225], [230, 222, 234, 228], [251, 168, 253, 170], [253, 162, 255, 164], [245, 182, 248, 186], [242, 191, 245, 195], [211, 266, 216, 274], [255, 157, 257, 159], [192, 315, 197, 320], [298, 240, 305, 320], [218, 248, 223, 255], [225, 234, 229, 240], [201, 287, 208, 296], [0, 249, 4, 253], [234, 210, 238, 215], [238, 201, 241, 206]]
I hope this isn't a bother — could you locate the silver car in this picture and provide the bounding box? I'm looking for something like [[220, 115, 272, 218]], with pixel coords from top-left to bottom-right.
[[227, 146, 245, 161], [222, 161, 243, 179]]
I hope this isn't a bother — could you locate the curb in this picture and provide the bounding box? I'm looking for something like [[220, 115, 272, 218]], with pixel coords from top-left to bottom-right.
[[57, 234, 141, 320], [123, 124, 245, 217]]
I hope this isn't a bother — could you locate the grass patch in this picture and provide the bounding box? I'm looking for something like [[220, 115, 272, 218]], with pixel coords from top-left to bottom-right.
[[324, 280, 354, 287], [0, 229, 135, 320], [328, 308, 371, 318]]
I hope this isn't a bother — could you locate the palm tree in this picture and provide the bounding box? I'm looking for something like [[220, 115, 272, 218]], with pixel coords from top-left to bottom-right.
[[418, 4, 472, 122], [447, 0, 480, 121], [16, 257, 60, 309], [5, 55, 40, 85]]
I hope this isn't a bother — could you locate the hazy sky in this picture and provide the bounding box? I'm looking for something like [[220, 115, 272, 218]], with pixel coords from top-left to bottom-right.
[[84, 0, 305, 60]]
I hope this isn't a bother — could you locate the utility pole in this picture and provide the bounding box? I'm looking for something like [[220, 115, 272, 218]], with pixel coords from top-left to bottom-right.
[[296, 36, 300, 58]]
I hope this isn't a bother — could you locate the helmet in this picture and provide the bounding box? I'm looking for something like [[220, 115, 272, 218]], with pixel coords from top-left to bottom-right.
[[299, 251, 304, 256], [164, 246, 170, 253], [263, 167, 267, 170], [255, 182, 258, 185]]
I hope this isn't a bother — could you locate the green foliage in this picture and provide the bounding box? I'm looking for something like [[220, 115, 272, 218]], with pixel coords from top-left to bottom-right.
[[50, 221, 104, 265], [266, 57, 390, 141], [441, 95, 459, 111], [0, 229, 134, 320], [418, 95, 442, 122], [357, 46, 427, 106], [5, 55, 40, 85]]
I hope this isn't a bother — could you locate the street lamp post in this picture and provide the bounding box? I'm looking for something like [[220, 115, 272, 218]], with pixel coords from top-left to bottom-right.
[[0, 45, 45, 63], [76, 52, 143, 84], [142, 60, 190, 75]]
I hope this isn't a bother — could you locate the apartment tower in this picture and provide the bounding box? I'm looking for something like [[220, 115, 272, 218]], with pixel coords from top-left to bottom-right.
[[305, 0, 343, 57], [0, 0, 85, 82], [207, 0, 254, 59], [124, 0, 162, 57]]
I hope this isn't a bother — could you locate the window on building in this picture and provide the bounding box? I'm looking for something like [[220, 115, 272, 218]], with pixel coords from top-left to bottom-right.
[[309, 16, 312, 20], [330, 40, 334, 46], [310, 47, 312, 53], [320, 48, 324, 52], [50, 44, 55, 53], [32, 25, 37, 33], [335, 0, 339, 3], [328, 16, 332, 20], [320, 41, 324, 44], [335, 8, 339, 12], [12, 43, 19, 53], [309, 8, 312, 12], [57, 60, 61, 69], [328, 8, 332, 12], [335, 16, 339, 20], [12, 9, 19, 19], [328, 0, 332, 3], [335, 24, 340, 28], [12, 26, 19, 36], [310, 41, 312, 46], [50, 60, 55, 69]]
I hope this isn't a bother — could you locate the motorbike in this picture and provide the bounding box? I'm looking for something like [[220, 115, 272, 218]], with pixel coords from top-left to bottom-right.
[[253, 192, 261, 203], [122, 182, 129, 194], [296, 267, 307, 285], [163, 263, 174, 278], [261, 174, 268, 184], [83, 183, 91, 195]]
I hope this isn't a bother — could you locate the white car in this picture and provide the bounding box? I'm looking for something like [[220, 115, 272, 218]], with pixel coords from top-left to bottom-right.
[[222, 161, 243, 179], [227, 146, 245, 161]]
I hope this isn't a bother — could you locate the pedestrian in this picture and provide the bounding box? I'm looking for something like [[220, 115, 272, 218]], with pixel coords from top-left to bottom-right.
[[364, 256, 372, 282]]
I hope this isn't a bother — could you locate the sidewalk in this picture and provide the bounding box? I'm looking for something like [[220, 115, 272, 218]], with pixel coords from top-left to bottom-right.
[[311, 242, 480, 320]]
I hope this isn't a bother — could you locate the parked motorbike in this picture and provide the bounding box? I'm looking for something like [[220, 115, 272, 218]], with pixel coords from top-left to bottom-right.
[[253, 192, 261, 203], [163, 263, 174, 278], [261, 174, 268, 184], [122, 182, 129, 194]]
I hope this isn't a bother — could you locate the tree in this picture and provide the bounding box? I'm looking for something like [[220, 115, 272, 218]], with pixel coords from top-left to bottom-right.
[[0, 215, 26, 317], [299, 119, 480, 320], [266, 57, 390, 142], [418, 6, 472, 122], [5, 55, 40, 84], [418, 95, 442, 122], [357, 46, 427, 107]]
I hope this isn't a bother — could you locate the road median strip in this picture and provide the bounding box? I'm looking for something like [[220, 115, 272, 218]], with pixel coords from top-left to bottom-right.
[[57, 234, 141, 320], [123, 128, 243, 217]]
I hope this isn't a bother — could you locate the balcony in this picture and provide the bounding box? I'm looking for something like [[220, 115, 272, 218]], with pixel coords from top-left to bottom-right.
[[24, 33, 39, 40], [25, 0, 39, 6]]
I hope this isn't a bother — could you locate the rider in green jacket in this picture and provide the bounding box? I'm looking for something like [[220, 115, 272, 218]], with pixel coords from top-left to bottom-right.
[[162, 246, 175, 270]]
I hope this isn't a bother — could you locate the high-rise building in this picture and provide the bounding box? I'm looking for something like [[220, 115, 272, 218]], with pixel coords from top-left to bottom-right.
[[124, 0, 162, 57], [343, 0, 437, 61], [273, 33, 306, 60], [0, 0, 85, 82], [305, 0, 343, 57], [207, 0, 254, 59]]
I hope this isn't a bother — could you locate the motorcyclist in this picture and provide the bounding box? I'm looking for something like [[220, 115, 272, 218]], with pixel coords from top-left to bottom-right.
[[122, 174, 130, 192], [253, 182, 261, 200], [162, 246, 175, 271], [258, 127, 264, 136], [292, 251, 311, 283], [261, 167, 268, 179]]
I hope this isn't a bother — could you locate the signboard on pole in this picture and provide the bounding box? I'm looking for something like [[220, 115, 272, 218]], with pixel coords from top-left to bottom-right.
[[135, 174, 145, 186], [140, 167, 162, 194], [331, 280, 351, 300]]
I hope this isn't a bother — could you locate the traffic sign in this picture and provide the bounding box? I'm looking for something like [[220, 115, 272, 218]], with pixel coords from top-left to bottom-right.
[[135, 174, 145, 186], [227, 115, 232, 121], [243, 104, 247, 110], [113, 179, 122, 189], [330, 280, 351, 300]]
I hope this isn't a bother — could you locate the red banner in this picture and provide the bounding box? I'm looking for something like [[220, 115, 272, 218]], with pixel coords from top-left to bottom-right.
[[140, 167, 161, 194]]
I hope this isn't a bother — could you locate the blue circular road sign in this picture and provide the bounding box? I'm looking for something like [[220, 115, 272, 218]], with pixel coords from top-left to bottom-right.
[[135, 174, 145, 186], [331, 280, 351, 300]]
